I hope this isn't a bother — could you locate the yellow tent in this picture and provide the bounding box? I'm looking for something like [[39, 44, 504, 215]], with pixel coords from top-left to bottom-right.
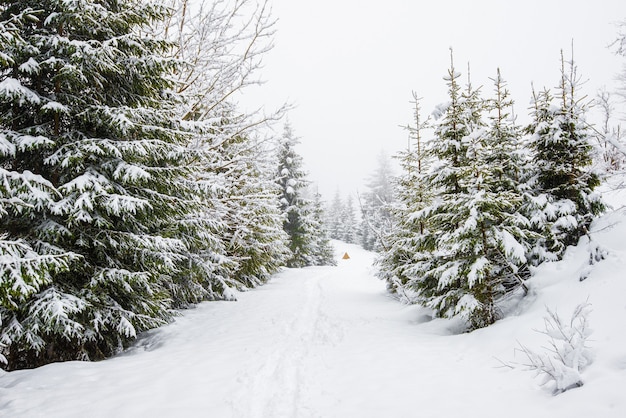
[[342, 252, 350, 260]]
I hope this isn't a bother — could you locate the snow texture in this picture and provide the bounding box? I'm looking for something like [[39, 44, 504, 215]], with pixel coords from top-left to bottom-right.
[[0, 77, 40, 105], [2, 190, 626, 417]]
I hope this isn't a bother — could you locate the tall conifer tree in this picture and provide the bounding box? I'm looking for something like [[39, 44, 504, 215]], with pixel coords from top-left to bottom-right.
[[0, 0, 197, 368], [360, 152, 394, 251], [276, 123, 311, 267], [525, 52, 603, 262], [309, 192, 337, 266], [276, 123, 335, 267], [376, 94, 430, 298], [401, 61, 532, 329], [220, 130, 290, 288]]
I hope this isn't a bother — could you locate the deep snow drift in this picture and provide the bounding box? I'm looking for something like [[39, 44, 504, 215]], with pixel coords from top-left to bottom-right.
[[1, 202, 626, 416]]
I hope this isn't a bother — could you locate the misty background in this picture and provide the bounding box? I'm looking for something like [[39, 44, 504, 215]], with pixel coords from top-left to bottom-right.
[[240, 0, 626, 200]]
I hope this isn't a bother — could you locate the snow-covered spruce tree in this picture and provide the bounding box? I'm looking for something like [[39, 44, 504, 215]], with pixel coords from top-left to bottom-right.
[[525, 53, 603, 263], [147, 118, 234, 308], [309, 192, 337, 266], [0, 0, 199, 369], [215, 125, 290, 288], [276, 123, 312, 267], [326, 190, 345, 241], [340, 195, 359, 244], [120, 0, 287, 306], [401, 57, 478, 323], [522, 87, 559, 263], [479, 70, 536, 290], [326, 191, 359, 244], [276, 123, 333, 267], [152, 0, 290, 295], [376, 93, 432, 298], [407, 61, 533, 329], [360, 151, 395, 251], [0, 8, 83, 366]]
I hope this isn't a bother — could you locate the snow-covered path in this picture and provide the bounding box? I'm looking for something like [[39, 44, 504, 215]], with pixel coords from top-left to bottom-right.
[[1, 241, 626, 417]]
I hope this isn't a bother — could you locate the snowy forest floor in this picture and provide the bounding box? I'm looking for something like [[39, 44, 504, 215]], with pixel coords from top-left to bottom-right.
[[2, 208, 626, 417]]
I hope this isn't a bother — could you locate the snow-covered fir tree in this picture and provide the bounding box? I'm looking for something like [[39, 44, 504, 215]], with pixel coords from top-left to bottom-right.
[[150, 0, 289, 298], [309, 192, 337, 266], [220, 129, 291, 287], [1, 0, 299, 370], [398, 58, 480, 321], [406, 61, 513, 329], [0, 0, 202, 368], [360, 152, 395, 251], [478, 70, 536, 289], [382, 60, 536, 329], [326, 191, 360, 244], [340, 195, 359, 244], [327, 190, 344, 240], [376, 94, 431, 298], [0, 8, 85, 358], [451, 72, 532, 329], [524, 53, 604, 263], [186, 120, 289, 294], [276, 123, 335, 267], [377, 50, 608, 330]]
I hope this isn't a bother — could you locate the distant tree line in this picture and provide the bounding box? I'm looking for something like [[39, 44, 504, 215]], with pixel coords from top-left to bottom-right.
[[324, 153, 395, 252]]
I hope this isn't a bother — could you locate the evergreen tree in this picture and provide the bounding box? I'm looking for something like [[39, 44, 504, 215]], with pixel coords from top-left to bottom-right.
[[407, 61, 500, 328], [309, 192, 337, 266], [152, 0, 289, 301], [0, 9, 83, 366], [525, 52, 604, 262], [340, 195, 359, 244], [378, 51, 605, 331], [480, 70, 535, 289], [327, 190, 344, 240], [401, 61, 532, 329], [221, 130, 290, 287], [275, 123, 334, 267], [484, 70, 526, 194], [276, 123, 311, 267], [523, 87, 561, 263], [0, 0, 199, 369], [158, 120, 234, 307], [402, 56, 477, 320], [360, 151, 395, 251], [325, 191, 359, 244], [376, 94, 431, 299], [190, 122, 289, 292]]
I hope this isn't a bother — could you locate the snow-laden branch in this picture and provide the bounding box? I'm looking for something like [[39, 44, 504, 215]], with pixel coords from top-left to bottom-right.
[[511, 302, 593, 395], [152, 0, 279, 124]]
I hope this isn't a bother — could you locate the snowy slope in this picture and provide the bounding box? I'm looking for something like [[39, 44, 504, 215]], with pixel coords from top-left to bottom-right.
[[1, 215, 626, 416]]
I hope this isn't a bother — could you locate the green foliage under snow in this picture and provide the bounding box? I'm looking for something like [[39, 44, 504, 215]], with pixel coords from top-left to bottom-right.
[[377, 53, 604, 331]]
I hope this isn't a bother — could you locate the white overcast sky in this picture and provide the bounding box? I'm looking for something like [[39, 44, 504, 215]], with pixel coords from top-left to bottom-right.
[[240, 0, 626, 200]]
